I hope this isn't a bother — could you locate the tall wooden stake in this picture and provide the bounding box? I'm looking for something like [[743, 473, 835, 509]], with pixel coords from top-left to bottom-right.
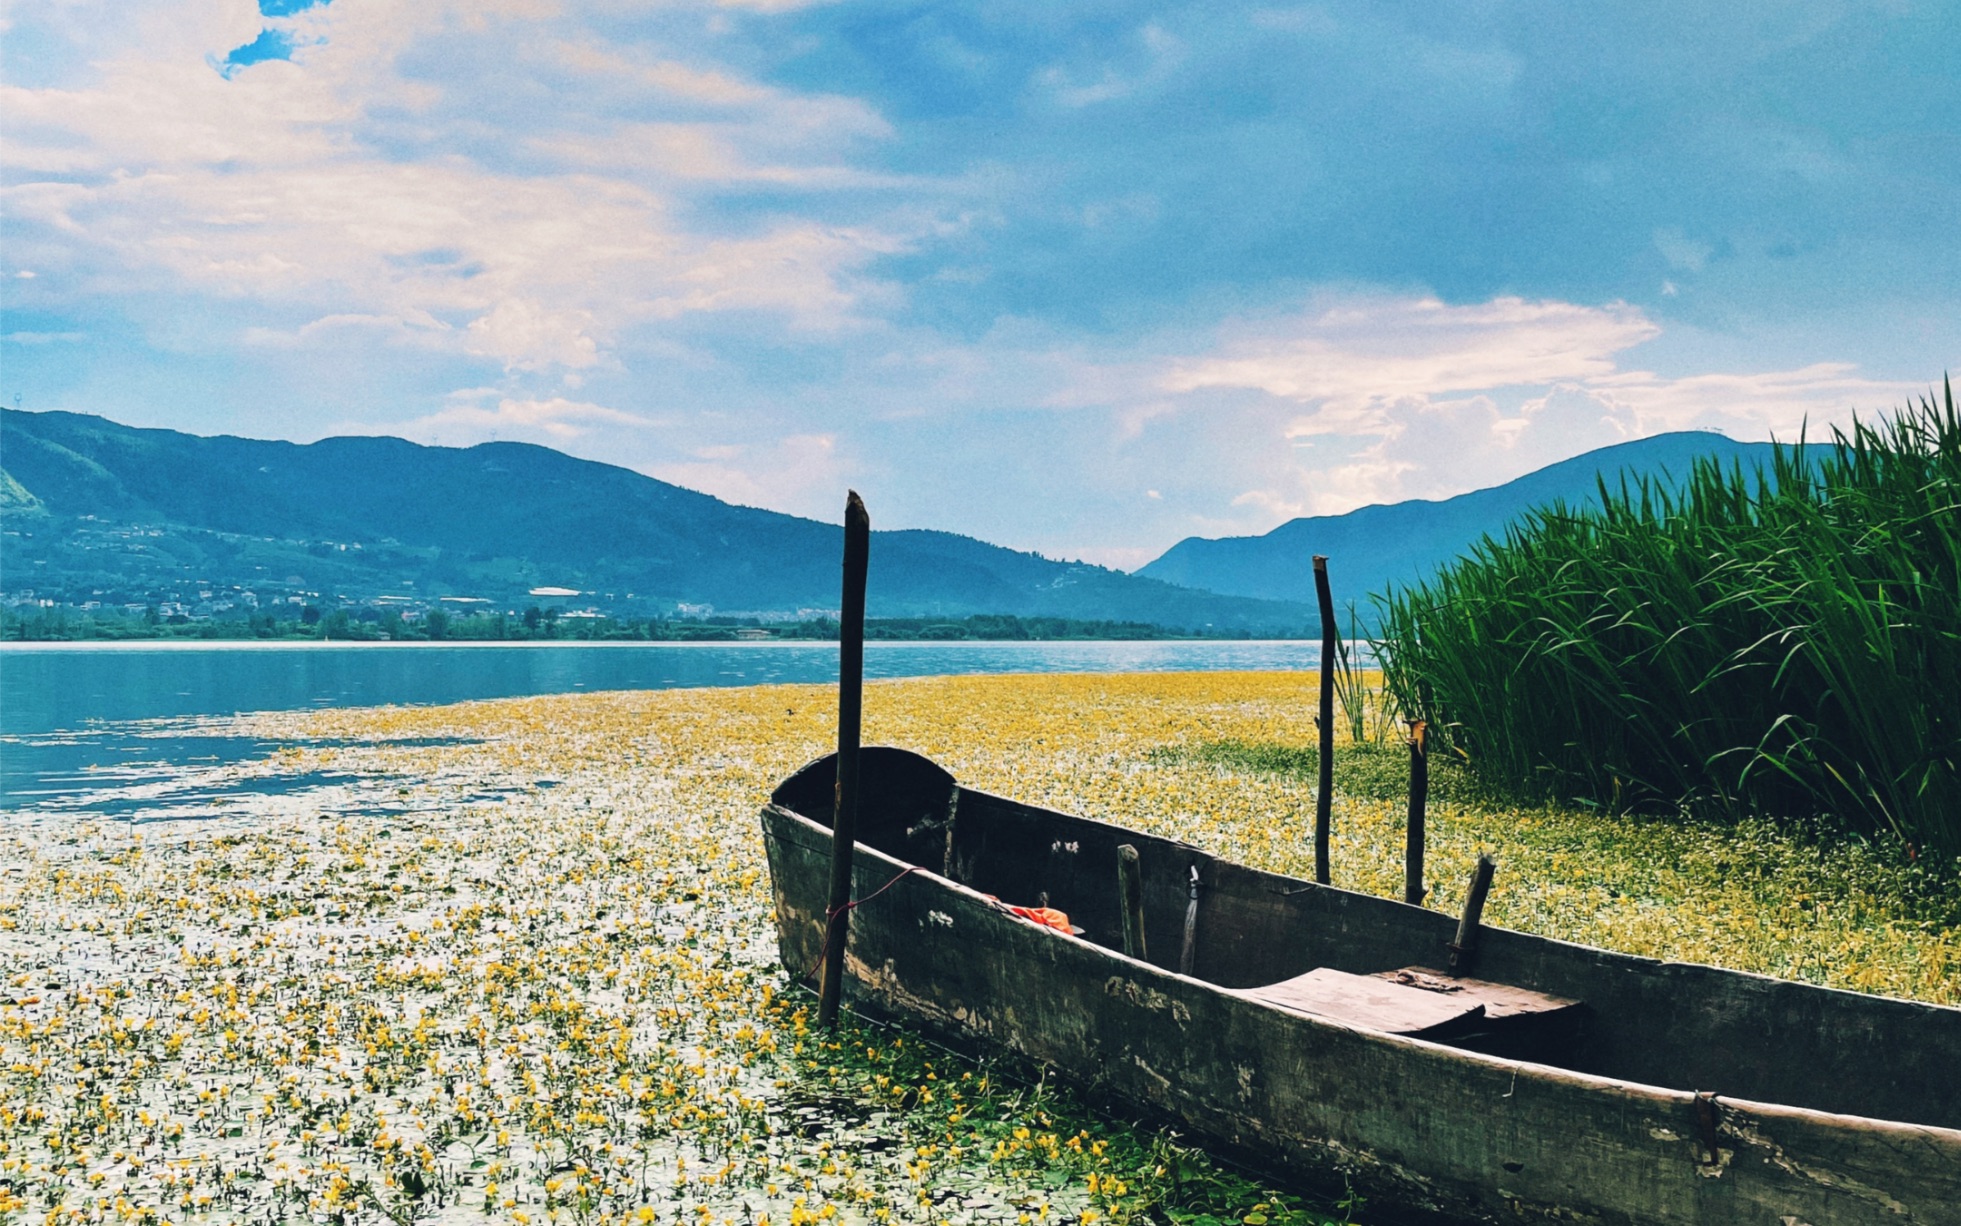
[[1116, 844, 1147, 962], [1406, 721, 1429, 905], [1179, 865, 1200, 976], [1448, 854, 1497, 975], [1313, 555, 1336, 885], [818, 490, 870, 1029]]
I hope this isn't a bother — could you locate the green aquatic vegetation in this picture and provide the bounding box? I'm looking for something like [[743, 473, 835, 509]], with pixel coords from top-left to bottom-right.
[[2, 671, 1953, 1226], [1378, 380, 1961, 857], [1149, 738, 1490, 805], [783, 1019, 1354, 1226], [1329, 608, 1400, 748]]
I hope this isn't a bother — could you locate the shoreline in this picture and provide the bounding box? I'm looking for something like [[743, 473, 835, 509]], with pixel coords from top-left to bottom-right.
[[0, 637, 1325, 652]]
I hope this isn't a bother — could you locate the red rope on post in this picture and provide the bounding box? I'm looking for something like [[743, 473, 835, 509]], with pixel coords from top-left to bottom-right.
[[805, 865, 918, 981]]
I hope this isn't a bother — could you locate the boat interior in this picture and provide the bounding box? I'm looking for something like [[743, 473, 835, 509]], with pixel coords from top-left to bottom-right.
[[770, 747, 1961, 1131]]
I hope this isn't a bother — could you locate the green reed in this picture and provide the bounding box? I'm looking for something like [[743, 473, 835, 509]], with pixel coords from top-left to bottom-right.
[[1331, 602, 1400, 746], [1377, 380, 1961, 856]]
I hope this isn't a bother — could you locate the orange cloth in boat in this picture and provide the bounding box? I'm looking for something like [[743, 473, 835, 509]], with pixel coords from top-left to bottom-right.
[[998, 901, 1071, 932]]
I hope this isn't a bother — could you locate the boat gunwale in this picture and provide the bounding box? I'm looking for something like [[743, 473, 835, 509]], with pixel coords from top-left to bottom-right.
[[762, 787, 1961, 1145]]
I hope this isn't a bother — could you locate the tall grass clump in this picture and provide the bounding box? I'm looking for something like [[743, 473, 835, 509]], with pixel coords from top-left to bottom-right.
[[1377, 380, 1961, 857], [1331, 602, 1400, 745]]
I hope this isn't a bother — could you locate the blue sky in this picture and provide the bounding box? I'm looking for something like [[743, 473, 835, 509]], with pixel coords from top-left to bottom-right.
[[4, 1, 1956, 567]]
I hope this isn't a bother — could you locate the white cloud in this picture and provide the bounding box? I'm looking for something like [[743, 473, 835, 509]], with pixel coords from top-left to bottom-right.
[[534, 123, 915, 190], [464, 300, 602, 372], [0, 0, 904, 374], [710, 0, 839, 13], [403, 395, 658, 443], [1126, 291, 1925, 534], [1581, 363, 1912, 439], [1228, 486, 1308, 521], [528, 38, 910, 192], [648, 432, 845, 510], [242, 310, 452, 349], [1162, 295, 1659, 419], [548, 42, 777, 108], [547, 40, 888, 137]]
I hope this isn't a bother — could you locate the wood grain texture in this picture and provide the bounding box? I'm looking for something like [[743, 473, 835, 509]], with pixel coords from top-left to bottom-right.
[[1236, 968, 1484, 1035]]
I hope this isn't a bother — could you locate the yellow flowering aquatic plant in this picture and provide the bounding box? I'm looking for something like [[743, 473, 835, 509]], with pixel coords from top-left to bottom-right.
[[2, 671, 1953, 1226]]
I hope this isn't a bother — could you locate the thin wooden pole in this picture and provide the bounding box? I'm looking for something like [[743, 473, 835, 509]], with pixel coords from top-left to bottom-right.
[[1448, 854, 1496, 975], [1179, 865, 1200, 976], [817, 490, 870, 1029], [1405, 721, 1428, 906], [1313, 555, 1336, 885], [1116, 844, 1147, 962]]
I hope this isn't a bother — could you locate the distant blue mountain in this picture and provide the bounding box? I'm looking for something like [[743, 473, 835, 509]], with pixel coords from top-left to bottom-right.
[[0, 409, 1312, 632], [1138, 432, 1782, 612]]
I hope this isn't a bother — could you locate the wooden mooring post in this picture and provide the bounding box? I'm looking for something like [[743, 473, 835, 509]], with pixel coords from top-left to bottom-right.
[[1405, 721, 1428, 906], [1116, 844, 1148, 962], [1448, 854, 1496, 975], [818, 491, 871, 1029], [1313, 556, 1335, 885], [1179, 865, 1200, 976]]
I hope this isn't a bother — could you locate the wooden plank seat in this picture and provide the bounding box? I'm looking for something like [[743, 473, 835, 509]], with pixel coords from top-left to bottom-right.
[[1238, 966, 1584, 1053], [1237, 968, 1488, 1037], [1371, 966, 1580, 1022]]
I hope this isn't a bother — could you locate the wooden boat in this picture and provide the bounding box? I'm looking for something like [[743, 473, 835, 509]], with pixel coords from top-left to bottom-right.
[[761, 747, 1961, 1225]]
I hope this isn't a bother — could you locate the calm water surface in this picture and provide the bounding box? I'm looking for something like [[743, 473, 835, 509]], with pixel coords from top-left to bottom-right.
[[0, 640, 1323, 818]]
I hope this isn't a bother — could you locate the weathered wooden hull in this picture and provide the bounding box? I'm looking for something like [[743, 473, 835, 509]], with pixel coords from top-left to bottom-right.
[[761, 749, 1961, 1225]]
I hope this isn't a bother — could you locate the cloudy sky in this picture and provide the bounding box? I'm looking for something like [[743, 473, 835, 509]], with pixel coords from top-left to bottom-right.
[[4, 1, 1956, 567]]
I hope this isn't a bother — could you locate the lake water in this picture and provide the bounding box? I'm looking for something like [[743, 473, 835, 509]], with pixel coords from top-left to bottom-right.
[[0, 640, 1324, 819]]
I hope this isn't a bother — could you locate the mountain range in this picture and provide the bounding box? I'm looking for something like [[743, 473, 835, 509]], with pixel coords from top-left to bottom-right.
[[0, 409, 1308, 632], [1140, 432, 1781, 613], [2, 409, 1788, 632]]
